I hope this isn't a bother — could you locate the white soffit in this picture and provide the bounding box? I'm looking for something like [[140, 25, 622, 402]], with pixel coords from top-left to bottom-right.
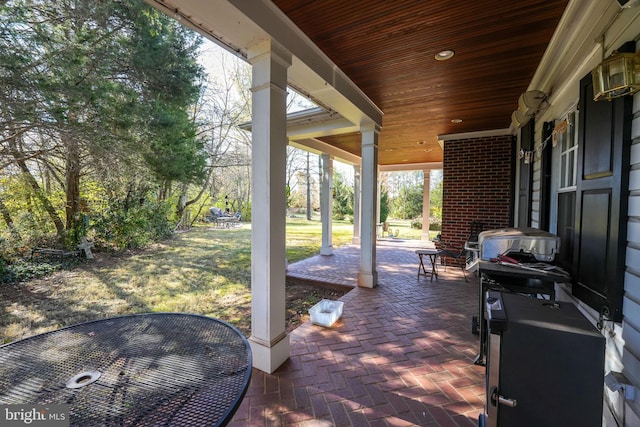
[[238, 108, 360, 140], [285, 109, 360, 140], [144, 0, 383, 130], [290, 139, 361, 166], [379, 163, 443, 172], [437, 128, 511, 141]]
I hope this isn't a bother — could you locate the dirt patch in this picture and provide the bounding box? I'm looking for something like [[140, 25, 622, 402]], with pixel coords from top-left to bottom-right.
[[0, 248, 349, 343], [284, 280, 349, 332]]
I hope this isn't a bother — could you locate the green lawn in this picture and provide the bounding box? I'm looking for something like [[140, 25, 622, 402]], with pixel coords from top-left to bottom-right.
[[379, 218, 439, 240], [0, 215, 433, 344], [285, 215, 354, 262]]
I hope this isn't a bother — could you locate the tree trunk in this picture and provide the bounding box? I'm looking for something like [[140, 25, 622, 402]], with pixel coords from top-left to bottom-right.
[[0, 197, 20, 239], [65, 138, 81, 231], [8, 134, 65, 239], [175, 182, 188, 220]]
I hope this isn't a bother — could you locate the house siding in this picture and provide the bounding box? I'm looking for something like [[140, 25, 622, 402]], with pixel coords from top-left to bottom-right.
[[530, 159, 541, 228], [537, 50, 640, 427], [559, 83, 640, 427], [440, 3, 640, 424], [441, 135, 513, 249], [538, 79, 640, 427], [621, 91, 640, 425], [507, 1, 640, 422]]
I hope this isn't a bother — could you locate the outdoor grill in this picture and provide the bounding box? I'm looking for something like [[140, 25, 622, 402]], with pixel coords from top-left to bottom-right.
[[477, 227, 564, 303], [478, 227, 560, 263], [473, 228, 571, 366]]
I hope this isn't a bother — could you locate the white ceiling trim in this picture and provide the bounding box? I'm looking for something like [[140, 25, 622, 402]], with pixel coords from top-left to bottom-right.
[[239, 107, 360, 140], [285, 110, 360, 140], [437, 128, 511, 141], [289, 138, 361, 166], [379, 162, 443, 172]]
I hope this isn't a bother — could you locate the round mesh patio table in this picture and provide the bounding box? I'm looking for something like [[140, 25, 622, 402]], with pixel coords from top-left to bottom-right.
[[0, 313, 252, 426]]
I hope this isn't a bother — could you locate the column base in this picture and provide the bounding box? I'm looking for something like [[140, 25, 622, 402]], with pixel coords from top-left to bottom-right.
[[249, 333, 290, 374], [421, 232, 431, 241], [320, 246, 334, 256], [352, 237, 361, 245], [357, 271, 378, 288]]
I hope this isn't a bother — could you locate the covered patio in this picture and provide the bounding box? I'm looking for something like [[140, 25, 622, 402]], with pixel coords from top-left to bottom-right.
[[230, 241, 484, 426], [144, 1, 640, 424]]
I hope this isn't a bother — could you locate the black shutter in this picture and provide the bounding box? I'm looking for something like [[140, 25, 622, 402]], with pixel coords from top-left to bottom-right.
[[572, 69, 632, 322], [518, 119, 534, 227], [539, 121, 554, 230]]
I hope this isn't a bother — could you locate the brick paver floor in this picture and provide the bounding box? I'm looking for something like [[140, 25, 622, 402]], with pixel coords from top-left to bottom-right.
[[230, 239, 485, 427]]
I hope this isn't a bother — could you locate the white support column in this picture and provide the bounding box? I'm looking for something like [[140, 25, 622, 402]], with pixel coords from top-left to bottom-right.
[[352, 165, 361, 245], [376, 172, 382, 227], [247, 40, 291, 374], [358, 123, 380, 288], [320, 154, 334, 255], [422, 170, 431, 241]]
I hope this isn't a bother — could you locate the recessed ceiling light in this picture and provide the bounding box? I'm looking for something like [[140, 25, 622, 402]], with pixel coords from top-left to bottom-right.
[[417, 140, 425, 145], [435, 50, 455, 61], [451, 118, 463, 123]]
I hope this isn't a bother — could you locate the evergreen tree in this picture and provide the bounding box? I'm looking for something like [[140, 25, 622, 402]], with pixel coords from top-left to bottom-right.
[[0, 0, 205, 243], [332, 170, 353, 220]]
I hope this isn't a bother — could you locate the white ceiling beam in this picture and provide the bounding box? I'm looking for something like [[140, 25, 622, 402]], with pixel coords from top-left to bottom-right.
[[290, 138, 361, 166], [287, 117, 359, 141], [379, 162, 443, 172], [437, 128, 511, 141], [239, 108, 361, 141]]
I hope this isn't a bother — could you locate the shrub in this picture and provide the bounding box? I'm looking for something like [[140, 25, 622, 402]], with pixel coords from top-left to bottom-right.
[[91, 198, 173, 250], [0, 256, 83, 284], [409, 216, 442, 231], [429, 215, 442, 231]]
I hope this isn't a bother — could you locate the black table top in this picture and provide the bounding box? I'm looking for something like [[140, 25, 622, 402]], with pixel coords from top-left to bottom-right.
[[0, 313, 252, 426]]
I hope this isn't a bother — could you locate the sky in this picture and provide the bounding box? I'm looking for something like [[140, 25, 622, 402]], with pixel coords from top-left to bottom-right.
[[197, 37, 353, 177]]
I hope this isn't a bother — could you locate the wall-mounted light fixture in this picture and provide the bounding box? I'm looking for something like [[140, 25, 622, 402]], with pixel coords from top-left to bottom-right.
[[617, 0, 640, 8], [592, 51, 640, 101]]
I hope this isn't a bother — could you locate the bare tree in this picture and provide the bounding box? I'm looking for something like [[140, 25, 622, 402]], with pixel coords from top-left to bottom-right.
[[178, 47, 253, 225]]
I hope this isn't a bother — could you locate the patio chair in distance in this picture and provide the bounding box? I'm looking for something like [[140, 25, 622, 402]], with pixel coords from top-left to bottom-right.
[[436, 244, 469, 280], [435, 222, 485, 281], [381, 222, 390, 237]]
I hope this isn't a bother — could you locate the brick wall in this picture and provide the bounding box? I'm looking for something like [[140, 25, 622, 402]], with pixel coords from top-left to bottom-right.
[[441, 135, 514, 249]]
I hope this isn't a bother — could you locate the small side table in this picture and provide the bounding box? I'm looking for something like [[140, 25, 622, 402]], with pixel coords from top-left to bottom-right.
[[415, 249, 441, 281]]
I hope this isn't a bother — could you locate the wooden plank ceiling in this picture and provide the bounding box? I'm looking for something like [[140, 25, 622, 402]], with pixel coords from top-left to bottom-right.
[[272, 0, 569, 166]]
